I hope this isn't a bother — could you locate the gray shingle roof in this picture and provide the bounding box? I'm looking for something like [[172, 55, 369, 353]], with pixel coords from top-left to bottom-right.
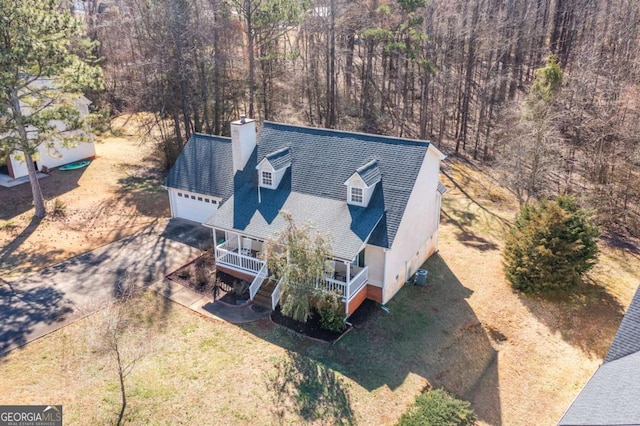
[[437, 181, 448, 195], [559, 286, 640, 426], [206, 176, 384, 260], [605, 288, 640, 363], [356, 160, 381, 186], [163, 133, 233, 198], [265, 147, 291, 171], [254, 121, 431, 249]]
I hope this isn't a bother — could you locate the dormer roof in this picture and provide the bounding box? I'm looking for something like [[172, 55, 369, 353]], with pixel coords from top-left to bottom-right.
[[355, 160, 381, 187], [264, 147, 291, 171]]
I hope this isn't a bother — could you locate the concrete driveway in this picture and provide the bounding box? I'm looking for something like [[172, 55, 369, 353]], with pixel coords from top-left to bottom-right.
[[0, 219, 211, 355]]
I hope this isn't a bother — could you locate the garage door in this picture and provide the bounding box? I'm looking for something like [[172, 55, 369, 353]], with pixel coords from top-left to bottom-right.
[[170, 189, 218, 223]]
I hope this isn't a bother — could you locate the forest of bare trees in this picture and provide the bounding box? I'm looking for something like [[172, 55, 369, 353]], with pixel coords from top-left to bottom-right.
[[78, 0, 640, 238]]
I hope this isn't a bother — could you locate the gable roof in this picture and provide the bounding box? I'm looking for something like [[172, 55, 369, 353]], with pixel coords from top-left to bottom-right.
[[355, 160, 382, 186], [253, 121, 432, 249], [559, 286, 640, 425], [163, 133, 233, 198], [264, 147, 291, 171]]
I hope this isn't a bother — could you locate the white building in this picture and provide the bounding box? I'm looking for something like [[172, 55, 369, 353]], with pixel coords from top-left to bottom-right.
[[164, 117, 446, 315]]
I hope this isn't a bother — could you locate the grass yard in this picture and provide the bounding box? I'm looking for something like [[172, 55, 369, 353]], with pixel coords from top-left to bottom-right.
[[0, 280, 476, 426], [1, 135, 639, 425]]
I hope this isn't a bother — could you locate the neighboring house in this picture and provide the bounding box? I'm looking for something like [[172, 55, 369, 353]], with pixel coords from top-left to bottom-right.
[[164, 116, 446, 315], [0, 78, 96, 180], [558, 286, 640, 425]]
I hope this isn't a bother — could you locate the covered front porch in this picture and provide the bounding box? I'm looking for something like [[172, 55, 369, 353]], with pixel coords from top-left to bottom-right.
[[212, 230, 370, 314], [213, 231, 266, 276]]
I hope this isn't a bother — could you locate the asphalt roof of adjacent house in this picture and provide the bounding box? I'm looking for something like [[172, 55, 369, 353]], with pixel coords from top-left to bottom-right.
[[169, 121, 438, 259], [558, 286, 640, 426], [162, 133, 234, 198]]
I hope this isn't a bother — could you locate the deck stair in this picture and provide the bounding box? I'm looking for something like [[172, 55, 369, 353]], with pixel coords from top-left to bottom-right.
[[252, 279, 277, 310]]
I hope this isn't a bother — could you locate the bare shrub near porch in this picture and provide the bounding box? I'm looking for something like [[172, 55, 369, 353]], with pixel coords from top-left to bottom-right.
[[266, 212, 332, 323]]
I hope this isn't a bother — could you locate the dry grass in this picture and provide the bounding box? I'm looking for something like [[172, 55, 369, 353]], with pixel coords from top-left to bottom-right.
[[0, 115, 169, 277], [1, 147, 638, 425]]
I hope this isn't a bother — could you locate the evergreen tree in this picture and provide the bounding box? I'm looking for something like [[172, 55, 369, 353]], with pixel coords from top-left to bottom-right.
[[503, 195, 600, 293], [0, 0, 101, 217]]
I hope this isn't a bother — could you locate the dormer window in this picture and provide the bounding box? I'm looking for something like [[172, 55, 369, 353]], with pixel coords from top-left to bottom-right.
[[257, 147, 291, 189], [344, 160, 381, 207], [350, 187, 363, 203], [261, 170, 273, 186]]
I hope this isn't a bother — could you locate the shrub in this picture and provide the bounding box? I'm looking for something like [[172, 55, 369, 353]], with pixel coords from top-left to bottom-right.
[[233, 280, 249, 297], [503, 195, 599, 293], [51, 198, 67, 218], [316, 291, 346, 333], [397, 389, 476, 426], [195, 267, 209, 286]]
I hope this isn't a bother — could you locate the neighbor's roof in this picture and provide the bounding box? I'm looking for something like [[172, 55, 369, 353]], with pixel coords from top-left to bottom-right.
[[252, 121, 433, 249], [163, 133, 233, 198], [558, 286, 640, 425]]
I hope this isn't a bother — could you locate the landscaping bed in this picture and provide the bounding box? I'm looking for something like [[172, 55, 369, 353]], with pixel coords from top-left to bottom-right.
[[270, 299, 379, 343], [167, 254, 250, 304]]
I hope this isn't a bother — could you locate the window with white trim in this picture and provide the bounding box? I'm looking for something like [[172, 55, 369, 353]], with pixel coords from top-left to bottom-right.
[[261, 171, 273, 186], [350, 187, 363, 204]]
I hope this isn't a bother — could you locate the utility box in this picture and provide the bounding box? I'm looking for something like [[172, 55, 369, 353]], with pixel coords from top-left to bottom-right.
[[415, 269, 428, 286]]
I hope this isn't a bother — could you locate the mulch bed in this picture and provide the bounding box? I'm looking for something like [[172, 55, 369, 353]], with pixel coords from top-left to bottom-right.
[[270, 299, 380, 343], [167, 253, 250, 304]]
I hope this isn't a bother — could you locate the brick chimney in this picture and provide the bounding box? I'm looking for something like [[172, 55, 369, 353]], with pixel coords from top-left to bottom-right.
[[230, 115, 256, 173]]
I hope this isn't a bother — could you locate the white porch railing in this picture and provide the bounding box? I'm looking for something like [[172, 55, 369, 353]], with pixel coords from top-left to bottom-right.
[[271, 277, 283, 310], [249, 263, 268, 301], [318, 277, 347, 295], [346, 266, 368, 300], [317, 266, 368, 301], [215, 241, 264, 275]]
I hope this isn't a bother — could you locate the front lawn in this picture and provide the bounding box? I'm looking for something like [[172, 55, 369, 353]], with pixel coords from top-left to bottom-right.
[[0, 257, 483, 425]]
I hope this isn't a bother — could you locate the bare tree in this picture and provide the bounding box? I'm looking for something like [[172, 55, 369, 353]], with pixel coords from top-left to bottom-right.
[[88, 276, 151, 426]]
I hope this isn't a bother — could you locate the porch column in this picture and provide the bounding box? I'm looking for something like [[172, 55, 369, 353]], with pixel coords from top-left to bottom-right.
[[344, 262, 351, 301], [238, 233, 241, 251]]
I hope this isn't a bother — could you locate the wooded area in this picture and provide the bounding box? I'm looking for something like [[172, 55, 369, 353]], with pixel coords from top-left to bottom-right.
[[78, 0, 640, 238]]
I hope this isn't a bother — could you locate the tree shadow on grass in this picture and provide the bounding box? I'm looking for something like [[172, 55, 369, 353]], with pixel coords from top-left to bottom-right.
[[265, 351, 355, 425], [442, 209, 499, 252], [517, 277, 625, 359], [0, 169, 85, 220], [243, 254, 502, 425], [0, 216, 65, 276]]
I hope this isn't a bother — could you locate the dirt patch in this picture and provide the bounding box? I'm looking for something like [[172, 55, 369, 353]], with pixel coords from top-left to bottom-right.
[[0, 115, 169, 277]]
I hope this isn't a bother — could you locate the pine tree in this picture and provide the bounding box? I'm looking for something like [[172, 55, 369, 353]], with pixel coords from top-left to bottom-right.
[[503, 196, 600, 293], [0, 0, 102, 217]]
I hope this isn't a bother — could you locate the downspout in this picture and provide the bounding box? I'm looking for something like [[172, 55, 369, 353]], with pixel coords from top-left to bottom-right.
[[382, 248, 389, 304]]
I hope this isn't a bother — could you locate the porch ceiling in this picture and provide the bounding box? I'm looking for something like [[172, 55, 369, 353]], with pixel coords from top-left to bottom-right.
[[205, 188, 383, 261]]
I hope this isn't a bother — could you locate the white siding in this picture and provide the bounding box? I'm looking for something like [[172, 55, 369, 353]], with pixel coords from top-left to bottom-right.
[[382, 146, 442, 303], [364, 244, 385, 287], [169, 189, 219, 223], [9, 136, 95, 179]]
